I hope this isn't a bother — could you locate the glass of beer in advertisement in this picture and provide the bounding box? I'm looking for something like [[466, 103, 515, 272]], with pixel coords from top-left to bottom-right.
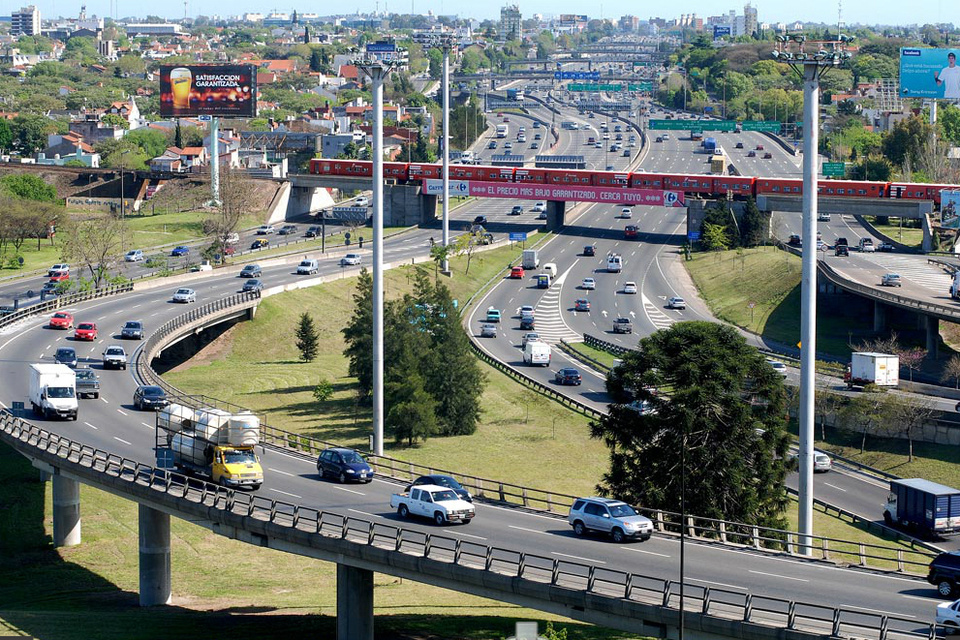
[[170, 67, 192, 110]]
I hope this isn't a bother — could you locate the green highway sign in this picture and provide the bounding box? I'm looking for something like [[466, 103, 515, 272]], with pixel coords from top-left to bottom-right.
[[568, 83, 623, 92], [649, 120, 696, 130], [822, 162, 846, 177], [632, 61, 654, 67], [628, 83, 653, 91], [649, 119, 737, 131], [742, 120, 781, 132]]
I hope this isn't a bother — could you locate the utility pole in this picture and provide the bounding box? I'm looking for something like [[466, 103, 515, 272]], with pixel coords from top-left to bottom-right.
[[355, 42, 400, 457], [119, 149, 129, 254], [774, 34, 851, 555], [441, 37, 452, 273]]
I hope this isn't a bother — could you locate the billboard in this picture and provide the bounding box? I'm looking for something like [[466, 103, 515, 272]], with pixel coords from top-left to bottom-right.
[[713, 25, 732, 39], [423, 179, 685, 207], [160, 64, 256, 118], [941, 190, 960, 229], [900, 48, 960, 100]]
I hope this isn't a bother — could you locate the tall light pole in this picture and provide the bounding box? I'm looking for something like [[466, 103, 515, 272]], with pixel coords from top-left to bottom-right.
[[440, 37, 452, 273], [773, 34, 851, 554], [119, 148, 129, 254], [355, 42, 400, 457]]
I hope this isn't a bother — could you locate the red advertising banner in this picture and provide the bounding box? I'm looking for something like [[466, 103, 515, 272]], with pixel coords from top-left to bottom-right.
[[423, 179, 685, 207], [160, 64, 257, 118]]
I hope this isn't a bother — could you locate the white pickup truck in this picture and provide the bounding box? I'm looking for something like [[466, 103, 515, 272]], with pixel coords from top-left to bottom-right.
[[390, 484, 476, 525]]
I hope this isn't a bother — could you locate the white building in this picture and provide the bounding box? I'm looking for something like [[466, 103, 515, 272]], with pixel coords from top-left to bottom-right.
[[124, 23, 183, 36]]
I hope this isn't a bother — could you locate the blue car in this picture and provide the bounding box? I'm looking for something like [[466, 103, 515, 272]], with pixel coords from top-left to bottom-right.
[[171, 246, 190, 256], [316, 447, 373, 483]]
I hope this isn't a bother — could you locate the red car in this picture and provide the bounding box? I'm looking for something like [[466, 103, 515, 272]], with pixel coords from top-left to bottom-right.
[[74, 322, 98, 341], [49, 312, 74, 329], [574, 298, 591, 312], [625, 225, 639, 238], [48, 270, 70, 282], [510, 266, 525, 279], [755, 144, 764, 150]]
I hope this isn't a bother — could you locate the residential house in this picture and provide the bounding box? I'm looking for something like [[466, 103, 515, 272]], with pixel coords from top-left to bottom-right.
[[105, 98, 141, 130], [37, 134, 100, 167]]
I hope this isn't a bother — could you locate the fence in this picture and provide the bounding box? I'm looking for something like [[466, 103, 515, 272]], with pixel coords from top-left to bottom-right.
[[0, 283, 133, 332], [0, 410, 937, 640]]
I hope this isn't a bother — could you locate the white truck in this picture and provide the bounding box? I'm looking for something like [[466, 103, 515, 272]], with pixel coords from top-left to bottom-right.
[[522, 249, 539, 270], [523, 340, 551, 366], [844, 352, 899, 389], [607, 253, 623, 273], [496, 123, 508, 138], [390, 484, 476, 525], [29, 363, 78, 420]]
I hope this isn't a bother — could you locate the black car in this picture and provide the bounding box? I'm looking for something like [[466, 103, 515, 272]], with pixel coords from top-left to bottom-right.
[[555, 368, 582, 386], [787, 234, 802, 247], [835, 237, 848, 247], [316, 447, 373, 483], [133, 385, 169, 410], [121, 320, 144, 340], [510, 205, 523, 215], [835, 245, 849, 257], [928, 551, 960, 597], [305, 226, 320, 237], [406, 474, 473, 502], [520, 316, 535, 330], [242, 278, 262, 293], [473, 215, 488, 226], [54, 347, 78, 368], [239, 264, 261, 278], [583, 245, 596, 256], [878, 241, 895, 252]]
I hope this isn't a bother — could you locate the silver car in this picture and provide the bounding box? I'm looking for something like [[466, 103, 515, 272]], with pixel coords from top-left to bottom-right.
[[568, 497, 653, 543], [172, 288, 196, 303]]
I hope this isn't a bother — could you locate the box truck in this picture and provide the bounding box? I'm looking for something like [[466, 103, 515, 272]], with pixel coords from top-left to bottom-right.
[[843, 352, 899, 389], [29, 363, 78, 420], [522, 249, 539, 270], [156, 404, 264, 490], [883, 478, 960, 538]]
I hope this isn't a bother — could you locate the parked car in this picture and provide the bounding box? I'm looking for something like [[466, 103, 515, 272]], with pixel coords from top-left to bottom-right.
[[574, 298, 591, 312], [74, 322, 98, 341], [172, 288, 196, 303], [581, 278, 596, 290], [278, 224, 298, 235], [250, 238, 270, 249], [133, 385, 169, 410], [171, 245, 190, 257], [240, 264, 261, 278], [316, 447, 373, 483], [101, 345, 127, 370], [623, 282, 638, 294], [340, 253, 362, 266], [406, 474, 473, 502], [555, 368, 582, 386], [124, 249, 144, 262], [121, 321, 144, 340], [256, 225, 275, 235], [49, 312, 74, 330], [242, 278, 263, 293], [667, 296, 687, 310], [480, 323, 497, 338], [568, 497, 653, 543], [510, 266, 525, 279], [54, 347, 78, 368]]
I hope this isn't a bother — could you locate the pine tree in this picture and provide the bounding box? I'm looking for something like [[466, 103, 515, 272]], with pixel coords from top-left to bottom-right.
[[740, 198, 768, 247], [174, 123, 183, 150], [295, 312, 319, 362], [342, 269, 374, 400]]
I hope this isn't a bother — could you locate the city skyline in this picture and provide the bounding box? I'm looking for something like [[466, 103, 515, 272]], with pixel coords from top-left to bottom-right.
[[16, 0, 952, 28]]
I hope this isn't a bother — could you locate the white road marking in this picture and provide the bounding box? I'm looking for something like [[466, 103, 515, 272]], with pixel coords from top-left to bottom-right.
[[841, 604, 914, 617], [268, 488, 302, 499], [619, 546, 671, 558], [140, 422, 152, 429], [268, 467, 296, 477], [348, 508, 380, 518], [823, 482, 847, 492], [84, 422, 98, 430], [552, 551, 606, 564], [113, 436, 131, 445], [117, 409, 127, 416], [687, 577, 746, 590], [445, 530, 487, 540], [334, 486, 366, 495], [903, 594, 937, 602], [509, 525, 549, 535], [749, 570, 809, 582], [101, 397, 109, 404]]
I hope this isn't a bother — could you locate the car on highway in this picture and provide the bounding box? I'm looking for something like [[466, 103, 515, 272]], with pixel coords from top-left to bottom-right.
[[41, 281, 62, 296], [488, 140, 497, 149], [75, 368, 100, 399], [881, 273, 902, 287], [49, 312, 74, 330], [124, 249, 144, 262], [623, 282, 638, 294], [120, 321, 144, 340], [537, 211, 547, 220], [54, 347, 78, 368], [620, 207, 632, 218], [574, 298, 591, 312], [509, 266, 525, 279], [747, 150, 756, 157], [240, 264, 261, 277], [406, 474, 473, 502], [250, 238, 270, 249], [936, 598, 960, 627], [49, 270, 70, 282], [297, 259, 319, 275], [521, 332, 540, 347], [817, 213, 831, 222], [568, 497, 653, 543], [534, 133, 542, 140], [316, 447, 373, 483], [74, 322, 98, 341], [813, 450, 833, 472], [662, 133, 670, 140], [656, 136, 664, 143], [48, 263, 70, 276], [242, 278, 263, 293], [222, 232, 240, 245], [766, 359, 788, 378], [172, 288, 196, 303], [859, 238, 876, 252], [278, 224, 298, 235], [340, 253, 362, 266], [554, 368, 582, 386], [622, 149, 631, 157], [171, 245, 190, 257], [480, 323, 497, 338], [594, 141, 602, 149], [473, 215, 488, 226], [256, 224, 275, 235], [581, 278, 596, 290], [133, 385, 169, 411], [530, 142, 539, 149], [305, 226, 320, 237], [763, 152, 772, 159], [624, 225, 639, 238], [486, 307, 501, 323], [355, 196, 369, 207], [666, 296, 686, 310], [878, 241, 895, 252], [755, 144, 764, 150], [788, 234, 802, 247], [835, 245, 849, 256], [510, 205, 523, 215], [583, 245, 596, 256], [613, 317, 633, 334], [735, 142, 744, 149], [532, 202, 546, 213]]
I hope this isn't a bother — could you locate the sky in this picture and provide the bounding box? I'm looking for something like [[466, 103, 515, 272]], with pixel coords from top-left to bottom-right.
[[35, 0, 949, 29]]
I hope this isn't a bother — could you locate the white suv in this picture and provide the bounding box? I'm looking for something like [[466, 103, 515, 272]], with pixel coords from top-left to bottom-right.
[[568, 497, 653, 543]]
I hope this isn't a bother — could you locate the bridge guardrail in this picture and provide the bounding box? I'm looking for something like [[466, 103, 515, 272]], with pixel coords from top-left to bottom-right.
[[819, 261, 960, 321], [0, 283, 133, 332], [0, 410, 936, 640]]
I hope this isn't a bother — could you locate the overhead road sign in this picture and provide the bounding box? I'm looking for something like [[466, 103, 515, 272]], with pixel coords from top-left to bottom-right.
[[742, 120, 781, 132], [822, 162, 846, 177], [330, 207, 370, 222], [650, 119, 736, 131], [568, 83, 623, 92], [534, 155, 586, 169], [628, 82, 653, 91], [554, 71, 601, 80], [489, 154, 526, 167]]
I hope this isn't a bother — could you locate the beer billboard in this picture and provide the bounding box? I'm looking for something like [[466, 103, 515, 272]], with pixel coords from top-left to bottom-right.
[[160, 64, 257, 118]]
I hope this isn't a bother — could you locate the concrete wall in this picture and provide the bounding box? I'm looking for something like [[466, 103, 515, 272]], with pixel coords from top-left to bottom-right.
[[282, 183, 336, 223], [758, 195, 933, 219], [385, 184, 430, 226]]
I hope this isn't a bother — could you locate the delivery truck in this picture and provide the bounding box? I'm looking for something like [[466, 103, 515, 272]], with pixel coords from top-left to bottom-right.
[[156, 404, 264, 490], [523, 340, 551, 366], [883, 478, 960, 539], [522, 249, 539, 270], [843, 352, 899, 389], [29, 363, 78, 420]]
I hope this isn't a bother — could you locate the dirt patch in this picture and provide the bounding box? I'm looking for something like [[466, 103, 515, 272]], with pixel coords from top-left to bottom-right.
[[167, 322, 240, 373]]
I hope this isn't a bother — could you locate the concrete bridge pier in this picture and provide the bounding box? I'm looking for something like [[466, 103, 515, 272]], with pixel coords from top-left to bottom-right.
[[337, 564, 374, 640], [926, 316, 940, 360], [138, 504, 172, 606], [873, 301, 887, 332], [545, 200, 567, 230], [52, 473, 81, 547]]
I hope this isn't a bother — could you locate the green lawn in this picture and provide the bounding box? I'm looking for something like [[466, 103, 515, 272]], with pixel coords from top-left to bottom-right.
[[864, 217, 924, 249], [123, 210, 264, 250], [563, 341, 622, 370]]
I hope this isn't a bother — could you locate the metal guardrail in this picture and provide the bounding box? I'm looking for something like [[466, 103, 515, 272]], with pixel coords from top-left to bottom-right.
[[0, 410, 937, 640], [0, 283, 133, 332]]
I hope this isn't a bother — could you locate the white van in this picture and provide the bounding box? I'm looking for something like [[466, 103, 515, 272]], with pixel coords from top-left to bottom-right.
[[543, 263, 557, 278], [523, 340, 551, 366], [297, 259, 319, 275]]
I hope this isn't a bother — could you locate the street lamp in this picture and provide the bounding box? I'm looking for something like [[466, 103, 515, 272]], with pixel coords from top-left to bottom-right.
[[119, 149, 130, 254], [773, 33, 851, 555]]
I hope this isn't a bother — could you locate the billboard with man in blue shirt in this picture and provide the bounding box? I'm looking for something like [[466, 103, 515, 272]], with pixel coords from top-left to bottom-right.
[[900, 48, 960, 100]]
